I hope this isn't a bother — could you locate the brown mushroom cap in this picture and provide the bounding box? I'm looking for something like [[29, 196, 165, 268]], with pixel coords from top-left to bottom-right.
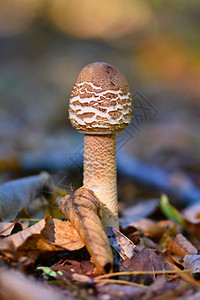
[[69, 62, 133, 134]]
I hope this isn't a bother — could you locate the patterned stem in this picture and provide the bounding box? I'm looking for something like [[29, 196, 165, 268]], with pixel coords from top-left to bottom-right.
[[83, 134, 119, 229]]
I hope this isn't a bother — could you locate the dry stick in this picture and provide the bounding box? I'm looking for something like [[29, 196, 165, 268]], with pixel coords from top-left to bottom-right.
[[95, 269, 191, 280], [94, 269, 200, 288], [95, 279, 148, 288]]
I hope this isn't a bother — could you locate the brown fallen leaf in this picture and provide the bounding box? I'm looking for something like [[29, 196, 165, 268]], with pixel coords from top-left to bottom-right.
[[52, 259, 95, 279], [0, 215, 84, 255], [120, 218, 165, 241], [167, 234, 198, 259], [138, 236, 158, 250], [0, 269, 64, 300], [122, 247, 172, 283], [60, 187, 113, 274], [41, 218, 84, 251], [0, 222, 16, 236], [0, 221, 29, 236]]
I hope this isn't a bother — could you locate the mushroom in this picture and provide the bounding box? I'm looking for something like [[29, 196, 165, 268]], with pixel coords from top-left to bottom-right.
[[69, 62, 133, 229]]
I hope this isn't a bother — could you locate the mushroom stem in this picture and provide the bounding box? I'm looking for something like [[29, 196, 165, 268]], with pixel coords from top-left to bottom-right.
[[84, 134, 119, 229]]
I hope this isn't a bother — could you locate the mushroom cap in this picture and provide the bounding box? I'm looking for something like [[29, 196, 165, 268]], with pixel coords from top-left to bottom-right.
[[69, 62, 133, 134]]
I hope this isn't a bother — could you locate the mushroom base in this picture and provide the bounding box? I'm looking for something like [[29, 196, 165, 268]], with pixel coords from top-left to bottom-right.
[[83, 134, 119, 229]]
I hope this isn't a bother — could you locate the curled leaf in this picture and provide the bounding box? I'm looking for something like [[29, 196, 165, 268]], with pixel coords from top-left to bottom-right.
[[167, 234, 198, 259], [60, 187, 113, 274], [0, 221, 29, 236], [105, 226, 138, 259], [0, 215, 84, 254]]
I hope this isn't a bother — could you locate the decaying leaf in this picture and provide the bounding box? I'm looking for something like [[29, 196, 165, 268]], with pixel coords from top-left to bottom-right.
[[138, 236, 158, 249], [184, 255, 200, 277], [0, 222, 16, 236], [167, 234, 198, 259], [41, 218, 84, 251], [105, 226, 138, 259], [120, 218, 165, 241], [0, 269, 64, 300], [0, 172, 53, 221], [122, 247, 172, 281], [0, 220, 30, 236], [52, 258, 95, 280], [0, 215, 84, 254], [60, 187, 113, 274]]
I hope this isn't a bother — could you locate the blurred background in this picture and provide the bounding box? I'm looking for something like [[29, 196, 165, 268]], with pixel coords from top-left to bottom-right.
[[0, 0, 200, 210]]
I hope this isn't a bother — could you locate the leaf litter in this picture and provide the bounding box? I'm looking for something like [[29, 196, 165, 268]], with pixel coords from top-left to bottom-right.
[[60, 187, 113, 274], [0, 174, 200, 299]]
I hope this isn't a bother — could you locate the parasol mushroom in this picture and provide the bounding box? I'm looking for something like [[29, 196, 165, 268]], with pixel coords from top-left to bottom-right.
[[69, 62, 133, 229]]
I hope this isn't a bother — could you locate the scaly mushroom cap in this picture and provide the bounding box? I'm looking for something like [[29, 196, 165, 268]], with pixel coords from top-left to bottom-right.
[[69, 62, 133, 134]]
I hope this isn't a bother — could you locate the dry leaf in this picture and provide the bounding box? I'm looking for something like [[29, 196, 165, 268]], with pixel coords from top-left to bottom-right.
[[167, 234, 198, 259], [0, 269, 64, 300], [139, 236, 158, 249], [105, 226, 138, 259], [0, 217, 48, 252], [0, 215, 84, 254], [121, 218, 165, 241], [0, 221, 29, 236], [0, 172, 53, 221], [122, 247, 171, 281], [52, 259, 95, 280], [0, 222, 16, 236], [41, 218, 84, 251], [60, 187, 113, 274], [184, 255, 200, 276]]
